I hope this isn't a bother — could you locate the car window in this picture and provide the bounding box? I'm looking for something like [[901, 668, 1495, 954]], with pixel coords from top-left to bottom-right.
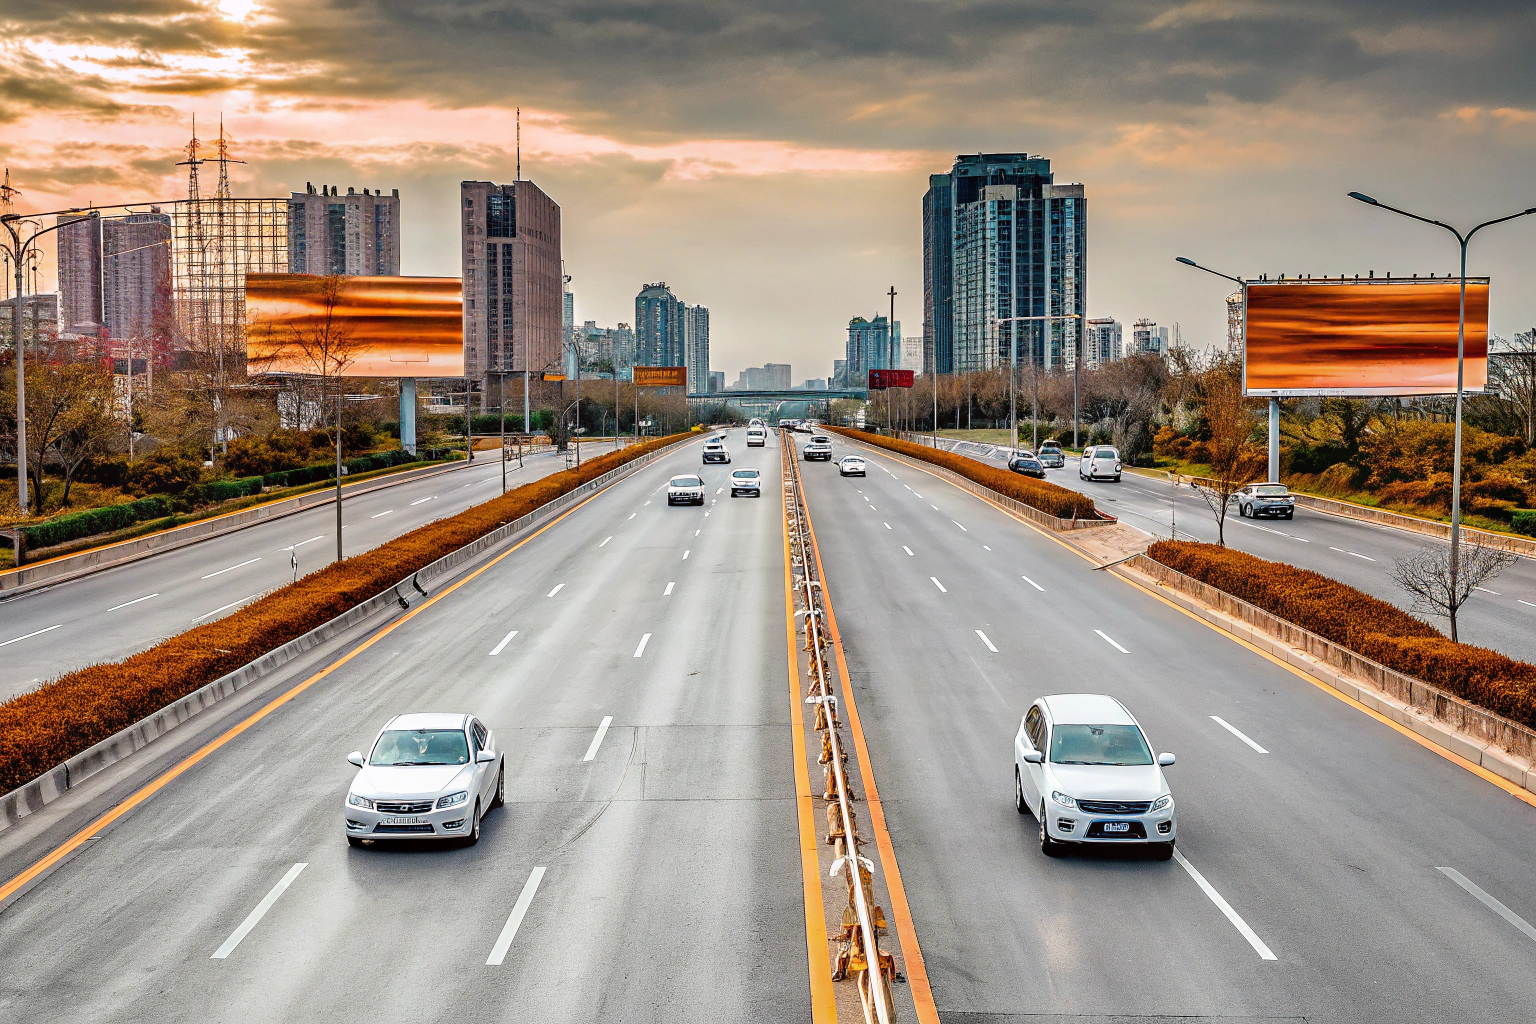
[[1255, 484, 1287, 496], [1024, 706, 1044, 750], [670, 476, 701, 486], [472, 720, 489, 751], [370, 729, 470, 766], [1095, 447, 1119, 460], [1048, 724, 1153, 766]]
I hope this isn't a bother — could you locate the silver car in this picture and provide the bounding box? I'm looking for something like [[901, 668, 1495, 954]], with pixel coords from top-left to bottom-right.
[[667, 474, 706, 505], [1079, 445, 1122, 482], [1229, 482, 1295, 520], [730, 468, 763, 496], [838, 455, 867, 477], [345, 713, 504, 847]]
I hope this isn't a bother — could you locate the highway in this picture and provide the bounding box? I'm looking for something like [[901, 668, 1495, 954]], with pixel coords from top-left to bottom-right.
[[933, 439, 1536, 662], [802, 433, 1536, 1023], [0, 429, 811, 1022], [0, 447, 590, 700]]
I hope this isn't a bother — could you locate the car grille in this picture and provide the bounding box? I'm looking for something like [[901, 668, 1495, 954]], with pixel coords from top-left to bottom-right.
[[1077, 799, 1152, 815], [375, 800, 434, 814], [1086, 821, 1148, 839], [374, 823, 434, 834]]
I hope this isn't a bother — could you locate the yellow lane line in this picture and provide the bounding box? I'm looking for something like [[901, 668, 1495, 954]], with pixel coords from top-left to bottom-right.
[[860, 443, 1536, 812], [782, 452, 839, 1023], [797, 469, 941, 1024], [0, 459, 668, 906]]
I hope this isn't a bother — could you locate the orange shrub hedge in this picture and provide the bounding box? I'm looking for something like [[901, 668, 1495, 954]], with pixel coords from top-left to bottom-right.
[[826, 427, 1102, 521], [1147, 539, 1536, 731], [0, 434, 692, 795]]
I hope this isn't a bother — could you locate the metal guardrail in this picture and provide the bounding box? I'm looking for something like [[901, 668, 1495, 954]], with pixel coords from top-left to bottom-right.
[[782, 428, 897, 1023]]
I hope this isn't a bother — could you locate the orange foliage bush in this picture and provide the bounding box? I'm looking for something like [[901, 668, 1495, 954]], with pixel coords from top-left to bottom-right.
[[0, 434, 691, 795], [1147, 540, 1536, 730], [826, 428, 1102, 520]]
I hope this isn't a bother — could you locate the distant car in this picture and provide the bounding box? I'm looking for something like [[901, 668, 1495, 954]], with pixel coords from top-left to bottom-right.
[[667, 474, 706, 505], [730, 468, 763, 497], [344, 713, 504, 847], [1079, 445, 1122, 482], [746, 427, 767, 447], [702, 440, 731, 464], [1229, 482, 1295, 520], [1008, 451, 1046, 478], [1037, 441, 1065, 468], [838, 455, 866, 477], [803, 437, 833, 461], [1013, 694, 1176, 859]]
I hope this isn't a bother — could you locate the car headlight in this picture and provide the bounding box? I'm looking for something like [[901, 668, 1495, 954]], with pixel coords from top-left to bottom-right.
[[347, 793, 373, 810], [436, 791, 469, 809], [1151, 794, 1172, 812], [1050, 790, 1077, 809]]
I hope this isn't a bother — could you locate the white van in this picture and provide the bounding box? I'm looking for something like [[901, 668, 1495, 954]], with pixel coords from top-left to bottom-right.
[[746, 426, 767, 447]]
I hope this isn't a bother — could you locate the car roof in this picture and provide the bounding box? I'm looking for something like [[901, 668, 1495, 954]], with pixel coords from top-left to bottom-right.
[[386, 712, 469, 731], [1039, 693, 1135, 725], [733, 467, 760, 473]]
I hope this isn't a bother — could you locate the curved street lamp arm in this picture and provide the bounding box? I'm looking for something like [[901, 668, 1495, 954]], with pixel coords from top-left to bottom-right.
[[1349, 193, 1464, 244], [1466, 208, 1536, 245], [1174, 256, 1244, 285]]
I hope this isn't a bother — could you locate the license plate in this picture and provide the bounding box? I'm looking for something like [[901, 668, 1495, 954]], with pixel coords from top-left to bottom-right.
[[1102, 821, 1130, 833], [380, 816, 422, 825]]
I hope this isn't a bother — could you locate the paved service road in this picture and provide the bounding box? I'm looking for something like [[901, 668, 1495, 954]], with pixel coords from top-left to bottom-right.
[[935, 440, 1536, 662], [0, 448, 591, 700], [0, 429, 810, 1022], [798, 433, 1536, 1023]]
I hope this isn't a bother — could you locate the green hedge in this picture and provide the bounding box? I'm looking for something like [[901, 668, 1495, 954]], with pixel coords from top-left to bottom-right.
[[191, 476, 264, 505], [262, 448, 421, 488], [1513, 510, 1536, 538], [21, 496, 172, 549]]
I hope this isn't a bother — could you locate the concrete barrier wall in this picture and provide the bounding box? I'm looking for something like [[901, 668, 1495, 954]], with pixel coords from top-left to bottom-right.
[[1289, 493, 1536, 557]]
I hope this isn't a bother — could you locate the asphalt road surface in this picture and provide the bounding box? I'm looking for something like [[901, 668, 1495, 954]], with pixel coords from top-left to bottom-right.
[[0, 447, 590, 700], [0, 429, 809, 1023], [800, 433, 1536, 1024]]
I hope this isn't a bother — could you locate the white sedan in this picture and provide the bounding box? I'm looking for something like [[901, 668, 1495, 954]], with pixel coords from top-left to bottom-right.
[[345, 713, 504, 847], [730, 468, 763, 496], [1013, 693, 1175, 859], [838, 455, 867, 477]]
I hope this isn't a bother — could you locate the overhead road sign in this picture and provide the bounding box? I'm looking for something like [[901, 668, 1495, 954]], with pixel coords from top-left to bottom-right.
[[634, 366, 687, 387], [867, 369, 914, 391]]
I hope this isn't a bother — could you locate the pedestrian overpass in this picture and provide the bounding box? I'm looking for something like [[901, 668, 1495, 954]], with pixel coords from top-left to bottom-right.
[[686, 388, 867, 420]]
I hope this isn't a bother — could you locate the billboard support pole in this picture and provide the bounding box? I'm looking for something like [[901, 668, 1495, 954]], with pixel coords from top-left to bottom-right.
[[1268, 399, 1280, 482], [1348, 193, 1536, 637], [399, 377, 416, 456]]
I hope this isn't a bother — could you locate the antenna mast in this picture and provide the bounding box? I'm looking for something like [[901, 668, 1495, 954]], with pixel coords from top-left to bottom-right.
[[516, 107, 521, 181]]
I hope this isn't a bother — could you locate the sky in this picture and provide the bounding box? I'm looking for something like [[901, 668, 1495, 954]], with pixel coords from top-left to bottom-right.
[[4, 0, 1536, 383]]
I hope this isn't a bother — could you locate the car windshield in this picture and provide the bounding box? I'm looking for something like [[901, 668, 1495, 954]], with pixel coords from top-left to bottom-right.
[[370, 728, 469, 766], [1095, 447, 1119, 460], [1041, 442, 1061, 450], [670, 476, 702, 487], [1255, 484, 1287, 496], [732, 470, 758, 478], [1049, 724, 1153, 766]]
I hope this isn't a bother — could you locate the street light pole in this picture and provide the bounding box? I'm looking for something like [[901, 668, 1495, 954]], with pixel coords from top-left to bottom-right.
[[991, 314, 1080, 452], [1348, 192, 1536, 614]]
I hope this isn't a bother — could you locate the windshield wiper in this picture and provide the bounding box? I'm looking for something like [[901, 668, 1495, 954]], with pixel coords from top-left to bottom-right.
[[385, 760, 441, 766]]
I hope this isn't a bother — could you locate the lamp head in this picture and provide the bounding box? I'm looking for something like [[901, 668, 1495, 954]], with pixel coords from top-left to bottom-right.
[[1175, 257, 1197, 267], [1348, 191, 1379, 206]]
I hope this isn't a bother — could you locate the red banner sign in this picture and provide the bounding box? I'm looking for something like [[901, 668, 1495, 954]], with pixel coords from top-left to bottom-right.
[[867, 369, 914, 391]]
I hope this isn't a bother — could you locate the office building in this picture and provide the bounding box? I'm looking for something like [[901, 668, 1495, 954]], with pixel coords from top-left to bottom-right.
[[104, 212, 173, 344], [683, 304, 710, 394], [635, 282, 685, 368], [763, 362, 791, 389], [922, 153, 1086, 375], [797, 378, 827, 391], [901, 333, 924, 373], [611, 323, 636, 375], [1085, 318, 1122, 367], [0, 292, 61, 350], [460, 179, 563, 388], [57, 212, 103, 334], [1226, 292, 1244, 351], [288, 184, 400, 276], [832, 359, 847, 388], [846, 315, 899, 384], [563, 286, 576, 376], [708, 370, 724, 394], [1132, 318, 1169, 355]]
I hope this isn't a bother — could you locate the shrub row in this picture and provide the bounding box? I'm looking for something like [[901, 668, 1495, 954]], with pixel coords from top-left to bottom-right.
[[190, 476, 264, 506], [21, 496, 173, 550], [1513, 510, 1536, 538], [825, 427, 1102, 521], [262, 448, 422, 488], [0, 433, 692, 796], [1145, 540, 1536, 731]]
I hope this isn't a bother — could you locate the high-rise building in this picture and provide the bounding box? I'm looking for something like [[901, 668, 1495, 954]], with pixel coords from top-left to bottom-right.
[[1132, 318, 1169, 355], [1226, 292, 1244, 351], [611, 323, 636, 376], [846, 315, 899, 384], [0, 292, 61, 349], [103, 212, 172, 344], [460, 179, 563, 389], [832, 359, 847, 388], [683, 304, 710, 394], [901, 333, 924, 373], [763, 362, 791, 389], [1085, 318, 1122, 367], [287, 184, 400, 276], [708, 370, 724, 394], [635, 282, 685, 368], [923, 153, 1086, 375], [56, 212, 103, 334]]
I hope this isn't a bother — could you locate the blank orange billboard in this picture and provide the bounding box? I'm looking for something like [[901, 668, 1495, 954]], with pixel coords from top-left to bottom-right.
[[246, 274, 465, 378], [633, 365, 687, 387], [1244, 278, 1488, 396]]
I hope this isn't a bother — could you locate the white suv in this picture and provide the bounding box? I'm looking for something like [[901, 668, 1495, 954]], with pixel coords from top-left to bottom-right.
[[803, 436, 833, 461], [666, 474, 705, 505], [1013, 693, 1175, 859]]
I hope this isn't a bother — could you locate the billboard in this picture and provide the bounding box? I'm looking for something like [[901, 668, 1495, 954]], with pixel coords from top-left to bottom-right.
[[868, 369, 915, 390], [633, 365, 687, 387], [1243, 278, 1488, 396], [246, 273, 464, 378]]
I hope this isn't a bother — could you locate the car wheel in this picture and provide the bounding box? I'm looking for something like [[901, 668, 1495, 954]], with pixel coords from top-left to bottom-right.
[[492, 763, 505, 809], [1040, 803, 1064, 857], [347, 835, 366, 848], [1242, 503, 1253, 518], [1151, 840, 1175, 861], [1014, 769, 1028, 815], [465, 801, 481, 847]]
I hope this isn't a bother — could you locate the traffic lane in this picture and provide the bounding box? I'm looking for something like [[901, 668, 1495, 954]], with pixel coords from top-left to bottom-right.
[[0, 433, 807, 1022], [803, 446, 1536, 1021], [0, 449, 574, 699]]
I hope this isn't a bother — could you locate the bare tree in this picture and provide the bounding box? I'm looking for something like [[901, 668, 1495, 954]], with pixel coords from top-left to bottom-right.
[[1190, 353, 1265, 546], [1390, 540, 1518, 643], [1488, 330, 1536, 446], [16, 350, 117, 514]]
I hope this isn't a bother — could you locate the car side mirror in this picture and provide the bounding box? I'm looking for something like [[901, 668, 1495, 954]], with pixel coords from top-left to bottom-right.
[[346, 751, 365, 768], [475, 749, 496, 763], [1022, 750, 1044, 764], [1157, 752, 1176, 766]]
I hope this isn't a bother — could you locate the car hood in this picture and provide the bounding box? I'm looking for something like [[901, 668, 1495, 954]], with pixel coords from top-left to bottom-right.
[[352, 764, 472, 797], [1044, 764, 1166, 801]]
